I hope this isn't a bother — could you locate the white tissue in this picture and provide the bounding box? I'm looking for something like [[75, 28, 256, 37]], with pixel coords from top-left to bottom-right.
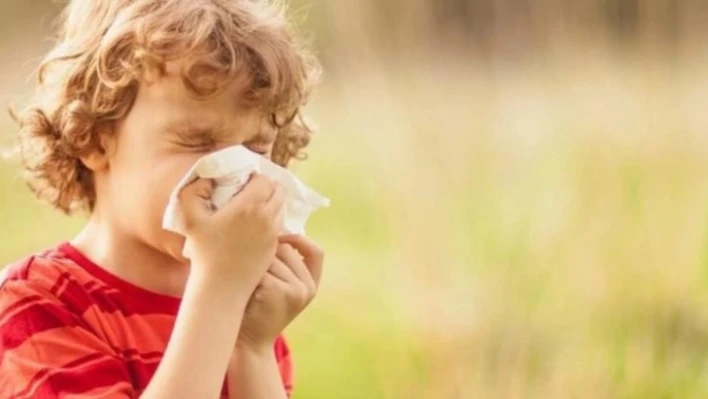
[[162, 145, 330, 257]]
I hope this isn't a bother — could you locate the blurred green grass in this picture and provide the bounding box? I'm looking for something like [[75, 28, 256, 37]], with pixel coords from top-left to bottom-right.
[[4, 55, 708, 399], [290, 59, 708, 399]]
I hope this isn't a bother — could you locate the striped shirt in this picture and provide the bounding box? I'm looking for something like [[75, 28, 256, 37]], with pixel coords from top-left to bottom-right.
[[0, 243, 293, 398]]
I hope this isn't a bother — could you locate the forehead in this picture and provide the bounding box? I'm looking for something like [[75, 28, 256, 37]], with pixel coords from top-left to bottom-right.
[[136, 62, 272, 141]]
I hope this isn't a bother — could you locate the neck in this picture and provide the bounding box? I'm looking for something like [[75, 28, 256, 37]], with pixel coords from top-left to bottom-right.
[[72, 213, 190, 297]]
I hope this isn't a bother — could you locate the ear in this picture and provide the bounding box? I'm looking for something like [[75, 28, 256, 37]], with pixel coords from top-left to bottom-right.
[[80, 151, 108, 172], [80, 131, 115, 172]]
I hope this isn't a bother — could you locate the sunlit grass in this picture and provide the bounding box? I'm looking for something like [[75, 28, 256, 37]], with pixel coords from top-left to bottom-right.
[[3, 56, 708, 398]]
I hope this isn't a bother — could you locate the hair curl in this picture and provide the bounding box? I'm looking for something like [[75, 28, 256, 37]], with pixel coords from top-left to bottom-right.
[[11, 0, 320, 214]]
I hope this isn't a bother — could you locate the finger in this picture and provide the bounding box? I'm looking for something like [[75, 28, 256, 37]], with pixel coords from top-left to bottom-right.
[[274, 203, 285, 230], [229, 173, 275, 209], [177, 178, 214, 228], [278, 235, 325, 286], [258, 273, 289, 295], [263, 183, 286, 217], [276, 244, 315, 290], [268, 256, 299, 284]]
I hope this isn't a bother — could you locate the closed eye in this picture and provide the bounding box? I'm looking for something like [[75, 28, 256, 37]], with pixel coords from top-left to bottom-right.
[[174, 138, 217, 152], [247, 146, 272, 157], [170, 128, 218, 151], [243, 139, 274, 157]]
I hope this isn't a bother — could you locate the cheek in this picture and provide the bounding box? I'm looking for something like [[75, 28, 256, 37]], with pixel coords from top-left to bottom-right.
[[143, 157, 201, 220], [110, 152, 201, 244], [146, 158, 203, 256]]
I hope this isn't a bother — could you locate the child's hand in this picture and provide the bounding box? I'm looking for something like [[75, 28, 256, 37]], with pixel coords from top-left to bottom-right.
[[237, 234, 325, 351], [179, 174, 285, 296]]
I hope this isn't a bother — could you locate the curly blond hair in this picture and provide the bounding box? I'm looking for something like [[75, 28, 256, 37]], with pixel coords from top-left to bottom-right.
[[11, 0, 320, 214]]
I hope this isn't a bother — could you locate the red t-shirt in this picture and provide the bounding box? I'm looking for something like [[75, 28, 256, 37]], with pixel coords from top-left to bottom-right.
[[0, 243, 293, 398]]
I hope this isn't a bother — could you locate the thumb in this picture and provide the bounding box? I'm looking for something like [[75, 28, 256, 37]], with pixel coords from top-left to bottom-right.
[[177, 178, 214, 231]]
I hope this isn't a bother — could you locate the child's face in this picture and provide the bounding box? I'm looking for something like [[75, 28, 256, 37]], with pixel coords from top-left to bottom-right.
[[96, 62, 277, 262]]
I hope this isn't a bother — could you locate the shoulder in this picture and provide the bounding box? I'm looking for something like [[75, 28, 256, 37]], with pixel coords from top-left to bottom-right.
[[2, 248, 70, 287], [0, 246, 95, 323], [0, 248, 104, 361], [1, 249, 68, 301], [0, 250, 135, 398]]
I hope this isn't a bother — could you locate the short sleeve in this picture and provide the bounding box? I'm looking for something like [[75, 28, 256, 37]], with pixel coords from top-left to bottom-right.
[[0, 278, 135, 399]]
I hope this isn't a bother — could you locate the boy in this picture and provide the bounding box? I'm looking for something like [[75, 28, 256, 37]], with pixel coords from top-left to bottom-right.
[[0, 0, 324, 398]]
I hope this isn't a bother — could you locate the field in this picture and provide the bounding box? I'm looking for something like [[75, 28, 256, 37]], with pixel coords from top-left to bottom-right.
[[3, 2, 708, 398]]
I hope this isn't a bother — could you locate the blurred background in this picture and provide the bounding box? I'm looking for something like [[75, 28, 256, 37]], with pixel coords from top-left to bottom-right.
[[3, 0, 708, 398]]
